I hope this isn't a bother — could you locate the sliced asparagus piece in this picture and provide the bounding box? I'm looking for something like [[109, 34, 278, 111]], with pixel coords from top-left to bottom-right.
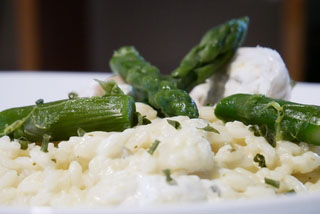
[[214, 93, 320, 146], [110, 46, 199, 118], [171, 17, 249, 92], [0, 95, 136, 142]]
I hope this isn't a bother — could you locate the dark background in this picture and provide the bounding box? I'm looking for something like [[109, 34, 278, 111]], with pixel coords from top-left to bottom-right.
[[0, 0, 319, 82]]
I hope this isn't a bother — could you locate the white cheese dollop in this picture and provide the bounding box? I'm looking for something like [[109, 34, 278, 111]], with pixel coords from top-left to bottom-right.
[[190, 46, 292, 105]]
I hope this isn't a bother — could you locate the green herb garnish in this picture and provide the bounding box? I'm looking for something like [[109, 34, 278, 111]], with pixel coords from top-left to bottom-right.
[[285, 189, 296, 194], [249, 125, 260, 136], [18, 139, 29, 150], [248, 101, 284, 147], [265, 177, 280, 188], [136, 112, 151, 125], [210, 185, 221, 197], [254, 153, 266, 168], [95, 79, 124, 95], [249, 124, 276, 147], [68, 92, 79, 99], [265, 101, 284, 142], [40, 134, 51, 153], [77, 128, 86, 137], [198, 124, 219, 133], [35, 99, 44, 105], [147, 140, 160, 155], [167, 119, 181, 130], [163, 169, 176, 185]]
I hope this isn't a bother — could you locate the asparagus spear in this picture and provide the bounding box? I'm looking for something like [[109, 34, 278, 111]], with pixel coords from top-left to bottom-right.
[[214, 94, 320, 146], [110, 46, 199, 118], [0, 95, 136, 142], [171, 17, 249, 92]]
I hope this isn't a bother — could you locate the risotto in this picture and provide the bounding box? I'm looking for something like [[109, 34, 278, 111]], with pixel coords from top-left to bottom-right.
[[0, 102, 319, 206]]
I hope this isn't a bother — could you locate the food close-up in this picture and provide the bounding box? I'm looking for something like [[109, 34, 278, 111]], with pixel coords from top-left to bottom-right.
[[0, 14, 319, 210]]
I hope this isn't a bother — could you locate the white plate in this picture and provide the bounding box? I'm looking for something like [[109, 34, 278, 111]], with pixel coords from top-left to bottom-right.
[[0, 72, 319, 110], [0, 72, 108, 111], [0, 72, 320, 214], [0, 192, 319, 214]]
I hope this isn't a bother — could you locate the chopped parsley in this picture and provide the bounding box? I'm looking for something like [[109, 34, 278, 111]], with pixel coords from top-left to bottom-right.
[[253, 153, 267, 168], [198, 124, 219, 133], [147, 140, 160, 155], [167, 119, 181, 130], [265, 177, 280, 188]]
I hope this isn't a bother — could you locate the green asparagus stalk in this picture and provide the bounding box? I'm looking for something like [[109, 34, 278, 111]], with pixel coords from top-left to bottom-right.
[[110, 46, 199, 118], [171, 17, 249, 92], [214, 94, 320, 146], [0, 95, 136, 142]]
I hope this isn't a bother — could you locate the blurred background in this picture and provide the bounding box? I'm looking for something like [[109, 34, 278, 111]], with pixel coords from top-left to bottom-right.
[[0, 0, 319, 82]]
